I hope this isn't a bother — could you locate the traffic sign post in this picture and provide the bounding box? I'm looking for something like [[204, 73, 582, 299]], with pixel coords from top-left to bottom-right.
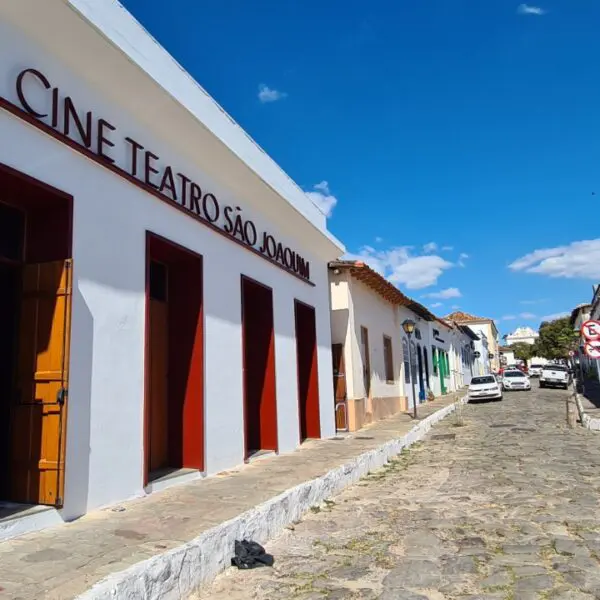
[[581, 320, 600, 342], [584, 340, 600, 359]]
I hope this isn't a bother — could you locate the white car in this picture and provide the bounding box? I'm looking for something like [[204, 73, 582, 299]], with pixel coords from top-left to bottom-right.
[[539, 364, 570, 390], [468, 375, 503, 401], [502, 369, 531, 391], [529, 364, 544, 378]]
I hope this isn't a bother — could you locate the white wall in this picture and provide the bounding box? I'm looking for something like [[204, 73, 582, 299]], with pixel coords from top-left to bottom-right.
[[0, 21, 339, 520]]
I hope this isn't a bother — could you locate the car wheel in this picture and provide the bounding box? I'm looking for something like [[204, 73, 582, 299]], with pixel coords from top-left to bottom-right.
[[498, 395, 503, 401], [539, 382, 545, 388]]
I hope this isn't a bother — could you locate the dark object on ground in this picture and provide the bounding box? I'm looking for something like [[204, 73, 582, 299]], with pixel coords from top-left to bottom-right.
[[231, 539, 275, 569]]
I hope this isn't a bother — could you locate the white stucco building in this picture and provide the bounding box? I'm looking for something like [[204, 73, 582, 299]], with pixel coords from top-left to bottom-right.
[[328, 261, 467, 430], [0, 0, 344, 538], [505, 326, 538, 346], [504, 326, 548, 366], [329, 262, 409, 431], [445, 312, 500, 372]]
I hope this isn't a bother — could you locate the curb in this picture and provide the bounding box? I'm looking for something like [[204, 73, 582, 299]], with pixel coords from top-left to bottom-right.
[[573, 392, 600, 431], [76, 397, 467, 600]]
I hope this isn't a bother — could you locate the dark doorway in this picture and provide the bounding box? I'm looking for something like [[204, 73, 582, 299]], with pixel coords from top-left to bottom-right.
[[0, 163, 73, 508], [295, 301, 321, 441], [241, 277, 277, 458], [145, 234, 204, 484], [417, 345, 425, 403], [423, 347, 431, 391]]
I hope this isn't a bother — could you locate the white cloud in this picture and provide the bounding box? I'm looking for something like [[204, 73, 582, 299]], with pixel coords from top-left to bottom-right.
[[423, 287, 462, 299], [344, 245, 453, 290], [258, 84, 287, 103], [423, 242, 438, 253], [306, 181, 338, 217], [517, 3, 546, 15], [541, 312, 570, 322], [509, 239, 600, 280], [442, 245, 454, 251], [519, 312, 537, 319], [451, 304, 460, 309], [502, 315, 517, 321], [430, 302, 443, 308], [458, 252, 469, 267], [375, 236, 383, 243]]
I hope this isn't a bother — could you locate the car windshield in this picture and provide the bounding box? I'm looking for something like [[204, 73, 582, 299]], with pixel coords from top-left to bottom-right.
[[504, 371, 525, 378], [471, 376, 495, 385], [531, 364, 543, 368], [544, 365, 567, 371]]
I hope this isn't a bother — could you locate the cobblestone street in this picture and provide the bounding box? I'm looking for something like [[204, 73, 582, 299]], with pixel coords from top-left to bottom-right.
[[198, 387, 600, 600]]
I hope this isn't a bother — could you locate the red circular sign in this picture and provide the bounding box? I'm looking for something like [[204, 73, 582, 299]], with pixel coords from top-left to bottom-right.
[[584, 341, 600, 359], [581, 320, 600, 342]]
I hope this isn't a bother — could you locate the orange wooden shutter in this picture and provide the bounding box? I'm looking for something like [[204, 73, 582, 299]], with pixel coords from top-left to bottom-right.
[[10, 260, 72, 506]]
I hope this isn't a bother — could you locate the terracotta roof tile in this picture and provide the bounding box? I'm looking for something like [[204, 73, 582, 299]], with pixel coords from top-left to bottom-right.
[[444, 310, 493, 323], [329, 260, 436, 321]]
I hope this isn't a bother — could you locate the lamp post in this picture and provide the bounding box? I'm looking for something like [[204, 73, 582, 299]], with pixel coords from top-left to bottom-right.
[[402, 319, 418, 419]]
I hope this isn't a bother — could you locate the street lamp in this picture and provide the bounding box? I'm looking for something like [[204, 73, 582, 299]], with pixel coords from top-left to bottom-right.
[[402, 319, 418, 419]]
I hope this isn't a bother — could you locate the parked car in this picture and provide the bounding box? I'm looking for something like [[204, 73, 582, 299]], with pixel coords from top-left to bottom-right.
[[502, 369, 531, 391], [468, 375, 503, 401], [529, 364, 544, 378], [539, 364, 571, 390]]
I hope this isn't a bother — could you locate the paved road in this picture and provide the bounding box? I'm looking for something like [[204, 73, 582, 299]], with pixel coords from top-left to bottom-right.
[[197, 386, 600, 600]]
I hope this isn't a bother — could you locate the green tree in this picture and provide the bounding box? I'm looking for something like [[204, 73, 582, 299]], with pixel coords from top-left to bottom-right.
[[535, 317, 578, 360], [510, 342, 537, 367]]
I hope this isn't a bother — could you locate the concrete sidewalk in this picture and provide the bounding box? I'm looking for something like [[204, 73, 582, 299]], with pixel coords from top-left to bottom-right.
[[574, 378, 600, 430], [0, 392, 465, 600]]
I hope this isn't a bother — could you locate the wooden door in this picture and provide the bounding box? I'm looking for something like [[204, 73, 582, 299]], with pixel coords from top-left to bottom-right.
[[360, 326, 371, 398], [147, 260, 169, 474], [9, 260, 72, 506], [331, 343, 348, 432], [149, 299, 169, 472]]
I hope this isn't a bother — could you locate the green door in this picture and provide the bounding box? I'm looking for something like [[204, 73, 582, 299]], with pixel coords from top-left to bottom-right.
[[439, 350, 447, 395]]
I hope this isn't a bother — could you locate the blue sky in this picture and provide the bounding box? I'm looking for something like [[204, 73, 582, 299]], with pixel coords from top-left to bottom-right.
[[121, 0, 600, 337]]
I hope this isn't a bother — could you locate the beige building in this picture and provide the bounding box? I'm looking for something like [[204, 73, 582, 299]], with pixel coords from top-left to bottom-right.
[[328, 261, 436, 431], [444, 311, 500, 372]]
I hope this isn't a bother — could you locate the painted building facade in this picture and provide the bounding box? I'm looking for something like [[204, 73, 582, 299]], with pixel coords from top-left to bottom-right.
[[0, 0, 343, 536], [445, 312, 500, 372], [329, 262, 408, 431], [328, 261, 468, 431]]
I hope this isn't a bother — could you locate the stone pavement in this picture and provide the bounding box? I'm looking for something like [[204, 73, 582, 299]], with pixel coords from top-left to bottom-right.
[[198, 386, 600, 600], [0, 392, 463, 600]]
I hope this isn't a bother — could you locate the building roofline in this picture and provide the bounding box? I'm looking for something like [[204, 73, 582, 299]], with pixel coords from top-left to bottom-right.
[[66, 0, 344, 253], [329, 260, 436, 321]]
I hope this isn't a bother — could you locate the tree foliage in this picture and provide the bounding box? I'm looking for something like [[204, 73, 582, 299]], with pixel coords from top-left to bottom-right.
[[510, 342, 537, 365], [535, 317, 578, 360]]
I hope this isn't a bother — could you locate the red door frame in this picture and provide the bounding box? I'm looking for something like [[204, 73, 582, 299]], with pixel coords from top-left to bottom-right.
[[240, 275, 278, 460], [144, 232, 204, 485], [294, 300, 321, 442]]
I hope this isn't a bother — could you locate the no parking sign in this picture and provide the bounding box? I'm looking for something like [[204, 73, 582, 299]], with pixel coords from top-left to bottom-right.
[[584, 340, 600, 359]]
